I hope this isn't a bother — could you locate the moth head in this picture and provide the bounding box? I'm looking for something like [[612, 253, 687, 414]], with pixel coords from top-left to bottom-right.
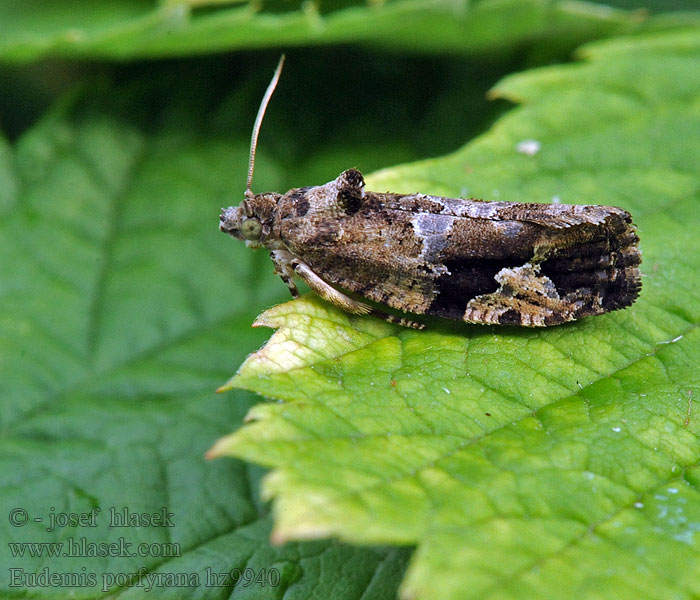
[[219, 193, 281, 248]]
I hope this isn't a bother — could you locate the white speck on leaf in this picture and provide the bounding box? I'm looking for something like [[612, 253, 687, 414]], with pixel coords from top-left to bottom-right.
[[516, 139, 541, 156], [657, 335, 683, 344]]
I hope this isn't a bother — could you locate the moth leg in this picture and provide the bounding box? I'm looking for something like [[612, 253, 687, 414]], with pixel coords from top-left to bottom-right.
[[292, 260, 372, 315], [270, 247, 424, 328], [270, 250, 299, 298], [279, 272, 299, 298], [292, 260, 425, 329]]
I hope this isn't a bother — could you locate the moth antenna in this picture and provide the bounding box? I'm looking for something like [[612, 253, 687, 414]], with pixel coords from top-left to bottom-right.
[[246, 54, 286, 199]]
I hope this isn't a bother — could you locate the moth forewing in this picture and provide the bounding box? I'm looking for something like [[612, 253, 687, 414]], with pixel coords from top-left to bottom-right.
[[220, 59, 641, 328]]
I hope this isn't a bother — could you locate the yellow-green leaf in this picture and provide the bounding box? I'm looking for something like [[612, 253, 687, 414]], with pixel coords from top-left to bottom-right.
[[213, 27, 700, 600]]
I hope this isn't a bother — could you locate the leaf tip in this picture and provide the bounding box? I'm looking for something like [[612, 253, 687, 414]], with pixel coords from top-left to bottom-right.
[[252, 301, 293, 329], [205, 435, 234, 460], [216, 375, 240, 392], [269, 529, 288, 546], [269, 524, 328, 546]]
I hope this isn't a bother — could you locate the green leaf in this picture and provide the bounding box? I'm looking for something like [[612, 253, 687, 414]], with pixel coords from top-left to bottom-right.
[[0, 103, 411, 596], [212, 27, 700, 599], [0, 0, 689, 63]]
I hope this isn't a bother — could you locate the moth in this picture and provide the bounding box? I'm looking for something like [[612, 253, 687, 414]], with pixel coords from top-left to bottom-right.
[[220, 56, 641, 328]]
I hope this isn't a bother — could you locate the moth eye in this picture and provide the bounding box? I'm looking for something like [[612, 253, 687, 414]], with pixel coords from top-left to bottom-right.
[[240, 217, 262, 240]]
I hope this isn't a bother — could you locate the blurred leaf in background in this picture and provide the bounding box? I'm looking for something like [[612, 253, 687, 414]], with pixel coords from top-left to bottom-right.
[[1, 1, 699, 599], [0, 0, 689, 62]]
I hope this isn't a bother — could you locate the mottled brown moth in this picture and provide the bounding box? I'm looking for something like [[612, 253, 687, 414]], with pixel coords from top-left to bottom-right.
[[220, 56, 641, 328]]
